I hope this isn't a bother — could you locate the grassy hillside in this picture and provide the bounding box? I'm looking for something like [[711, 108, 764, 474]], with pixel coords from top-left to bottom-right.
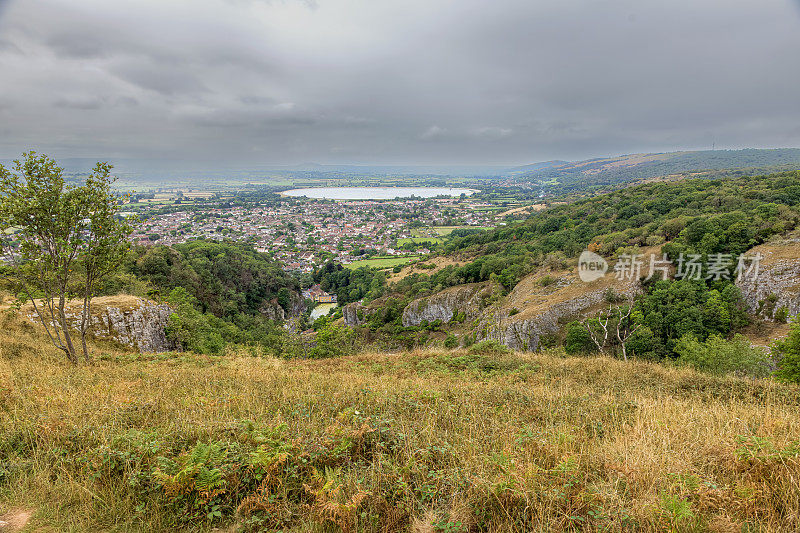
[[2, 313, 800, 531]]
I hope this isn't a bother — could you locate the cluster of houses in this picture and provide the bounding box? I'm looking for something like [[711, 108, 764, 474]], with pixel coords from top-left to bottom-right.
[[302, 284, 337, 303], [130, 197, 495, 272]]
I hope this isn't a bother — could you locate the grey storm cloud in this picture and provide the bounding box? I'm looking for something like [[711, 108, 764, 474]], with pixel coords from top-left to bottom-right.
[[1, 0, 800, 167]]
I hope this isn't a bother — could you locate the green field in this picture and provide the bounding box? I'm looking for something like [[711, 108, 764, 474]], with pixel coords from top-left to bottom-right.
[[345, 255, 416, 269], [397, 237, 443, 245]]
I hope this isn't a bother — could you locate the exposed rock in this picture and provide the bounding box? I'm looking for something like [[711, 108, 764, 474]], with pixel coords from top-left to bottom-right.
[[736, 256, 800, 320], [261, 303, 286, 321], [477, 280, 640, 351], [25, 296, 177, 353], [261, 292, 306, 322], [343, 302, 365, 326], [401, 282, 494, 327]]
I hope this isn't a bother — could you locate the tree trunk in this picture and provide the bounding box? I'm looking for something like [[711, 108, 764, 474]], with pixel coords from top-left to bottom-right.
[[57, 296, 78, 364], [80, 272, 93, 364]]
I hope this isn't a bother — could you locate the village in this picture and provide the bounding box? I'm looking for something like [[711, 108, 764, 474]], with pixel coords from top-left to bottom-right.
[[129, 195, 498, 272]]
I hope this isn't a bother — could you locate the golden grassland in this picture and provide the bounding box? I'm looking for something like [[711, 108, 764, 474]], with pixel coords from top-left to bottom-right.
[[2, 311, 800, 532]]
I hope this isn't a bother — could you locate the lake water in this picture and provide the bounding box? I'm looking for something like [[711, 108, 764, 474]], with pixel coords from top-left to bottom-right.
[[282, 186, 478, 200], [310, 302, 338, 320]]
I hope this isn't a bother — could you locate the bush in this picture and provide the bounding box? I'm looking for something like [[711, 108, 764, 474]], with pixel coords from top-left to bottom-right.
[[311, 323, 358, 359], [538, 276, 556, 287], [774, 318, 800, 383], [444, 334, 458, 349], [675, 334, 771, 378], [775, 306, 790, 323], [468, 340, 511, 356], [563, 321, 596, 355]]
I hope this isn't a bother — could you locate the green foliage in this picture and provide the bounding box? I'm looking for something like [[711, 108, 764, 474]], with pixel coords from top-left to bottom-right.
[[441, 171, 800, 296], [314, 261, 386, 304], [634, 279, 749, 357], [126, 240, 298, 318], [675, 334, 771, 377], [563, 321, 596, 355], [773, 318, 800, 383], [311, 323, 358, 359], [444, 334, 458, 349], [775, 306, 790, 324], [0, 152, 133, 363], [469, 340, 511, 356]]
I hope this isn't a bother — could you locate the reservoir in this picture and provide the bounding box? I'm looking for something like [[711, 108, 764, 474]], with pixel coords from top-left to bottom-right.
[[282, 186, 478, 200]]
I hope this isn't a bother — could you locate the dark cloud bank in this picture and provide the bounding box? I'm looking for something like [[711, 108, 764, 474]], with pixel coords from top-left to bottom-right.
[[1, 0, 799, 170]]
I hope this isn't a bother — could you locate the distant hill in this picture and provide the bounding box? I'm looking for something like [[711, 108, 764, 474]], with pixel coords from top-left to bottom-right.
[[514, 148, 800, 194]]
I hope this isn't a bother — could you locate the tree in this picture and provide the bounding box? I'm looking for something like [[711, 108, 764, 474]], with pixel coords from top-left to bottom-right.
[[0, 153, 133, 363], [582, 302, 640, 361]]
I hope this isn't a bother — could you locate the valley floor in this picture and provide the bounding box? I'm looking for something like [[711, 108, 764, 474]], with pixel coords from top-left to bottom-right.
[[2, 315, 800, 531]]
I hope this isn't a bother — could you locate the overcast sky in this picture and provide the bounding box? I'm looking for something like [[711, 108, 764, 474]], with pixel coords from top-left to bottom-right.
[[1, 0, 800, 167]]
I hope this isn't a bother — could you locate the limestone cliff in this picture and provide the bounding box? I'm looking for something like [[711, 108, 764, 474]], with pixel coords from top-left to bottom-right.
[[25, 295, 177, 353], [261, 292, 306, 322], [401, 282, 495, 327], [343, 302, 365, 326], [735, 241, 800, 320], [477, 279, 640, 351]]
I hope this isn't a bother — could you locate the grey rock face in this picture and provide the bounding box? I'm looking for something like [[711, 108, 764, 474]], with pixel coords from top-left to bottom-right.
[[261, 292, 306, 322], [93, 300, 177, 353], [261, 303, 286, 322], [478, 282, 640, 351], [26, 297, 177, 353], [401, 283, 494, 327], [736, 257, 800, 319], [343, 302, 364, 326]]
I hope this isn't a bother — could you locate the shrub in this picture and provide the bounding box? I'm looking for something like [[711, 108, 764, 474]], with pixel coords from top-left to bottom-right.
[[675, 334, 771, 378], [563, 321, 596, 355], [311, 323, 358, 359], [538, 276, 555, 287], [443, 334, 458, 349], [775, 306, 790, 323], [543, 252, 567, 271], [468, 340, 511, 356], [774, 318, 800, 383]]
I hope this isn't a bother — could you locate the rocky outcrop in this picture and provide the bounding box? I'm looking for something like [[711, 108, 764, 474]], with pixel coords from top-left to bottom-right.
[[91, 299, 177, 352], [478, 282, 640, 351], [343, 302, 365, 326], [402, 282, 494, 327], [736, 257, 800, 320], [261, 292, 307, 322], [26, 296, 177, 353]]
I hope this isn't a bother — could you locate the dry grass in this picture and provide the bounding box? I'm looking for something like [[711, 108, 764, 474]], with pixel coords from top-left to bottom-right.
[[2, 311, 800, 531], [388, 256, 465, 283]]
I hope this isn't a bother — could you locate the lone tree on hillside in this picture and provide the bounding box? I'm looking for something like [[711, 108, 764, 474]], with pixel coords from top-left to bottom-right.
[[582, 302, 641, 361], [0, 152, 134, 363]]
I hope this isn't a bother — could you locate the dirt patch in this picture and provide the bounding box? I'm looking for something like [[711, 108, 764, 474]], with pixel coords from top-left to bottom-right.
[[0, 509, 32, 532], [742, 321, 791, 347]]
